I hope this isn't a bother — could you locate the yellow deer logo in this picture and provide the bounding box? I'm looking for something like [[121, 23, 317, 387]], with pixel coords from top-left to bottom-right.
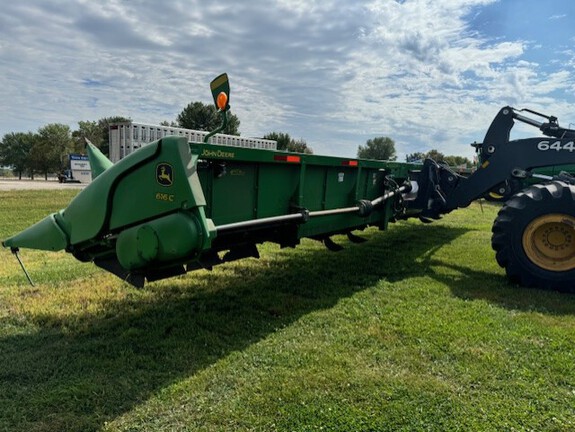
[[156, 163, 173, 186]]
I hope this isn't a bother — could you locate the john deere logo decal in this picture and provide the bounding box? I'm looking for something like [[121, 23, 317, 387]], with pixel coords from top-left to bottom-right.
[[156, 163, 173, 186]]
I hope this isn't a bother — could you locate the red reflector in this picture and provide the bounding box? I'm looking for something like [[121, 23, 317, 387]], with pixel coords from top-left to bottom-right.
[[274, 154, 301, 163], [342, 160, 358, 166]]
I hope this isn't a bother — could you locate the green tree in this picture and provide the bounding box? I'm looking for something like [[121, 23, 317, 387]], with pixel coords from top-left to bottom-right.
[[263, 132, 313, 154], [72, 121, 102, 153], [424, 149, 446, 163], [177, 101, 240, 135], [357, 136, 397, 161], [30, 124, 75, 180], [405, 152, 425, 163], [289, 138, 313, 154], [443, 155, 473, 167], [417, 149, 473, 167], [0, 132, 36, 179]]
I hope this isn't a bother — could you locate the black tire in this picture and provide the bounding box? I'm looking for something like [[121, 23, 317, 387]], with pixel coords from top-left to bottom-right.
[[491, 181, 575, 292]]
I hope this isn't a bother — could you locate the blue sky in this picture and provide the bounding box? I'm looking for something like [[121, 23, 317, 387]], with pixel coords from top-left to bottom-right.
[[0, 0, 574, 161]]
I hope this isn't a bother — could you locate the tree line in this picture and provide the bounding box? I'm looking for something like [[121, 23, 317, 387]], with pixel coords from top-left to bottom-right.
[[357, 137, 473, 167], [173, 102, 313, 154], [0, 99, 470, 180], [0, 117, 129, 180], [0, 101, 314, 180], [405, 150, 473, 167]]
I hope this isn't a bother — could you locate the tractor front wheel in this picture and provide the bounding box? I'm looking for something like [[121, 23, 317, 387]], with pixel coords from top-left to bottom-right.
[[491, 181, 575, 292]]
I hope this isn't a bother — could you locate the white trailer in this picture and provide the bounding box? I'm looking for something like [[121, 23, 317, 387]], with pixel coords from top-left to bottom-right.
[[109, 122, 277, 163]]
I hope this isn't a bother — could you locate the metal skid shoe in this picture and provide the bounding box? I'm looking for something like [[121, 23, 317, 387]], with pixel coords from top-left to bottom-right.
[[310, 235, 344, 252], [347, 232, 367, 243], [323, 237, 344, 252]]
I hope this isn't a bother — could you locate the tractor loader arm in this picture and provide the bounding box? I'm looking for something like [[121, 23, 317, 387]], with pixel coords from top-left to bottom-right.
[[411, 106, 575, 219], [410, 106, 575, 292]]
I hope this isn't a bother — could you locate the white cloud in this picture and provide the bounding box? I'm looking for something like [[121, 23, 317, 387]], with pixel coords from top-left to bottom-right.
[[549, 14, 567, 20], [321, 0, 574, 158], [0, 0, 573, 161]]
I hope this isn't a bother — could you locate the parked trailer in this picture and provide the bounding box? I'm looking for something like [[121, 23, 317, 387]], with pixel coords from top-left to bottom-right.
[[3, 74, 575, 292], [109, 121, 277, 163]]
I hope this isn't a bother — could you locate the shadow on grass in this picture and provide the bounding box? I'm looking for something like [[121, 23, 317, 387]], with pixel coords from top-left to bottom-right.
[[0, 221, 569, 431], [439, 261, 575, 315]]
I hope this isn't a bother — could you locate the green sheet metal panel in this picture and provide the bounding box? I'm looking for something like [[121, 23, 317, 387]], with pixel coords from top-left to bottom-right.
[[324, 166, 358, 209], [190, 142, 417, 237], [60, 140, 160, 244], [209, 162, 256, 225], [196, 159, 300, 224], [256, 164, 299, 218], [300, 165, 326, 211], [358, 167, 386, 200], [108, 137, 206, 231]]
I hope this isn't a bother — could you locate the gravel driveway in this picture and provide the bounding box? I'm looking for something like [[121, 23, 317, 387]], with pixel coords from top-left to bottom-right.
[[0, 179, 87, 191]]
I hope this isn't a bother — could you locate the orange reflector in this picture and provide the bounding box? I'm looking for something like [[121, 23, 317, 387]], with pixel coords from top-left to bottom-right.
[[274, 154, 301, 163], [342, 160, 358, 167], [217, 92, 228, 110]]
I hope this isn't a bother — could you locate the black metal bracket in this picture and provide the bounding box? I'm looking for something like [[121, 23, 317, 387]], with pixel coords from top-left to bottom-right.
[[11, 247, 34, 286]]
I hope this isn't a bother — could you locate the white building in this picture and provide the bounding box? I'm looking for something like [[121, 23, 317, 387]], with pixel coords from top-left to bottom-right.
[[109, 122, 277, 163]]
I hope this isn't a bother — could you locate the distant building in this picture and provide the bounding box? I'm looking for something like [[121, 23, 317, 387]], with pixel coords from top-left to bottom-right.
[[109, 122, 277, 163]]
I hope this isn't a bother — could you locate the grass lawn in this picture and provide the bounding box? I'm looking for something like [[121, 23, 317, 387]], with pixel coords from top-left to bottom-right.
[[0, 190, 574, 431]]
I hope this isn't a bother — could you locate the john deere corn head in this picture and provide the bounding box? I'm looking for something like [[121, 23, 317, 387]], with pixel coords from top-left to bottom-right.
[[3, 74, 575, 292]]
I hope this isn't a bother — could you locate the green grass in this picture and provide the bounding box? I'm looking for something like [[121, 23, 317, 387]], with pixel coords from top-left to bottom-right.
[[0, 191, 574, 431]]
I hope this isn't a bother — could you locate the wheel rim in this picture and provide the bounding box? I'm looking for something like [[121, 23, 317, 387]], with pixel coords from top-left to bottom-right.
[[522, 213, 575, 272]]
